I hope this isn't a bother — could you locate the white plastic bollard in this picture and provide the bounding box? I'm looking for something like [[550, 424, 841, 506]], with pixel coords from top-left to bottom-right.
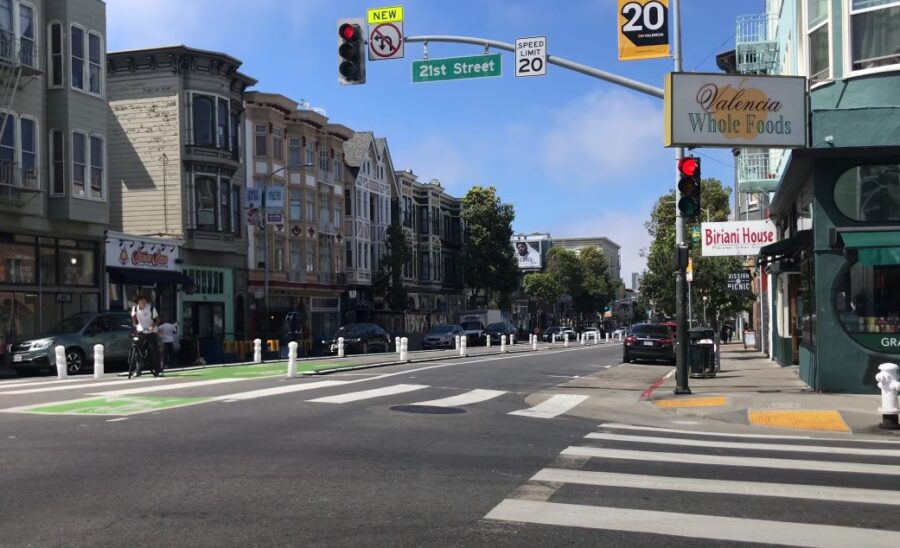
[[580, 334, 585, 346], [511, 333, 516, 345], [875, 363, 900, 430], [606, 333, 610, 343], [486, 335, 491, 349], [564, 333, 569, 348], [337, 337, 345, 358], [594, 332, 599, 345], [400, 337, 409, 361], [552, 334, 558, 344], [93, 344, 104, 379], [253, 338, 262, 363], [460, 335, 467, 357], [55, 345, 67, 379], [500, 335, 507, 353], [395, 336, 401, 355], [286, 341, 298, 378], [454, 335, 460, 350], [532, 334, 538, 351]]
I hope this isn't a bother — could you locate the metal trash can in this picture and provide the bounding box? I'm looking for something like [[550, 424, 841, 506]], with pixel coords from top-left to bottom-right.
[[688, 327, 716, 378]]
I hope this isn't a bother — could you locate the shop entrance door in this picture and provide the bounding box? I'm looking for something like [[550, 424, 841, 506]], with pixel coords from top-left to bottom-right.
[[183, 302, 225, 364]]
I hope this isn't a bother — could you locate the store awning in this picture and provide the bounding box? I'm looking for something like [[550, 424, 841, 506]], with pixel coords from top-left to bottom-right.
[[758, 230, 812, 264], [834, 229, 900, 266], [108, 267, 195, 287]]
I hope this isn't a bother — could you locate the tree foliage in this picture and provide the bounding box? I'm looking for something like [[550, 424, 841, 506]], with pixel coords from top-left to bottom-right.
[[373, 223, 413, 311], [461, 186, 519, 305], [522, 272, 562, 313], [638, 178, 752, 325], [541, 246, 620, 321]]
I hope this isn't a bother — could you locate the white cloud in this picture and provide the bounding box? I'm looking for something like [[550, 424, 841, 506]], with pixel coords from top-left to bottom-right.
[[542, 89, 668, 186], [555, 203, 655, 287]]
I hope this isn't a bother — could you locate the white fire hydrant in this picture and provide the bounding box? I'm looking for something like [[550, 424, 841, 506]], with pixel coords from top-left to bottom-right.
[[876, 362, 900, 430]]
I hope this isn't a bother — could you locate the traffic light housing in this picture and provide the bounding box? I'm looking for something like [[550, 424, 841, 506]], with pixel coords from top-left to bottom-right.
[[677, 156, 701, 219], [338, 18, 366, 85]]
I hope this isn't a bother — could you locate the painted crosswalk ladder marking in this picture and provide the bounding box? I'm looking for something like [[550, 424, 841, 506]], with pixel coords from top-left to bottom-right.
[[308, 384, 429, 404], [508, 394, 588, 419], [413, 389, 506, 408]]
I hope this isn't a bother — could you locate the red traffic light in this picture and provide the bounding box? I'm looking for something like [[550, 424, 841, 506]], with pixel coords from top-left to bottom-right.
[[339, 23, 360, 42], [678, 157, 700, 176]]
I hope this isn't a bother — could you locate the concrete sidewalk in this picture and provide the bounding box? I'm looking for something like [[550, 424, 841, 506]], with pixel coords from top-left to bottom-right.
[[644, 343, 893, 435]]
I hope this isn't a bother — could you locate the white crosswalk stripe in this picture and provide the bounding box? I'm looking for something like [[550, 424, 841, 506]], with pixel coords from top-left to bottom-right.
[[0, 376, 164, 395], [508, 394, 588, 419], [413, 389, 506, 407], [485, 423, 900, 545], [307, 383, 429, 404]]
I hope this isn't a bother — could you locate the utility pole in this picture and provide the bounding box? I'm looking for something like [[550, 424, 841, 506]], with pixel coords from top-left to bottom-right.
[[671, 0, 690, 394]]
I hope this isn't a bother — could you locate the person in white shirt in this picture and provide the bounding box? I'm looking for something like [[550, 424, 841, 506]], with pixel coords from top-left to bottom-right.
[[131, 294, 160, 376], [157, 320, 178, 371]]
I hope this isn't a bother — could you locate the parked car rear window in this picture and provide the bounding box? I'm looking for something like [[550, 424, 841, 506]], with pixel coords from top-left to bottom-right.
[[631, 324, 671, 336]]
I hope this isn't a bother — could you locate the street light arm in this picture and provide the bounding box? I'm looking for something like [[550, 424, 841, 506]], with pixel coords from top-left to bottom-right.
[[404, 35, 665, 99]]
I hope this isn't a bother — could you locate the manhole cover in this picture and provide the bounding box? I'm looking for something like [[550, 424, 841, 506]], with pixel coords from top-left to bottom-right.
[[390, 405, 466, 414]]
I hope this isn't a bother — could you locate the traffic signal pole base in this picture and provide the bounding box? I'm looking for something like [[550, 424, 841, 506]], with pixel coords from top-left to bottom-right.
[[674, 387, 692, 395]]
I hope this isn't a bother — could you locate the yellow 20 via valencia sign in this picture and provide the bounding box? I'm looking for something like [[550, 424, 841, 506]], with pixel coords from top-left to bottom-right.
[[618, 0, 670, 61]]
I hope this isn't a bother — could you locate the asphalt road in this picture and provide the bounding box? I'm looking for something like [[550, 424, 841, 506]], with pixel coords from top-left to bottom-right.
[[2, 345, 899, 547]]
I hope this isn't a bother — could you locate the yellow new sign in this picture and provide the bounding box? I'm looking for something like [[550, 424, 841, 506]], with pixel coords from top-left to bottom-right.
[[368, 5, 404, 24], [618, 0, 670, 61]]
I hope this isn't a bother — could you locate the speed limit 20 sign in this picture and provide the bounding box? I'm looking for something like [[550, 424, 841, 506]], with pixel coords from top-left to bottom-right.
[[515, 36, 547, 78], [618, 0, 670, 61]]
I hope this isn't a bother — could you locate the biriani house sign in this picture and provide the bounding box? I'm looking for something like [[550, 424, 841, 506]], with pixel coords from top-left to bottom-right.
[[664, 72, 807, 148]]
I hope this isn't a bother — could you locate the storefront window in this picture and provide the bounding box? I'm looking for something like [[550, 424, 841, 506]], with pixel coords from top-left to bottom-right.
[[834, 164, 900, 222], [836, 263, 900, 335], [0, 242, 36, 284], [59, 247, 96, 286], [40, 244, 57, 285]]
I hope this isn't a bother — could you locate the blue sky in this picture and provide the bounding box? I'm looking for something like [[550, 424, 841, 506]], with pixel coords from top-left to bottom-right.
[[107, 0, 763, 288]]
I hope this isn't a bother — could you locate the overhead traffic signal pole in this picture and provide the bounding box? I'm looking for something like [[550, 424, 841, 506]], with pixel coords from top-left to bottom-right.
[[366, 0, 689, 393]]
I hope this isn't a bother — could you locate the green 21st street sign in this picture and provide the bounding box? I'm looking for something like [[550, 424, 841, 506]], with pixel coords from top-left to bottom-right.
[[412, 54, 502, 83]]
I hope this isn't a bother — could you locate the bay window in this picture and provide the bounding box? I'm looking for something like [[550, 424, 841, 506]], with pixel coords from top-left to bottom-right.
[[806, 0, 830, 83], [272, 127, 283, 161], [192, 95, 214, 147], [254, 123, 267, 156], [850, 0, 900, 72], [89, 135, 103, 199], [19, 117, 34, 186], [88, 32, 101, 94], [288, 138, 301, 167], [195, 176, 217, 229], [217, 98, 229, 149], [70, 25, 84, 90], [220, 179, 232, 232], [18, 2, 33, 66], [289, 189, 301, 221], [290, 240, 303, 272], [72, 131, 85, 196], [306, 190, 315, 221], [48, 22, 62, 87]]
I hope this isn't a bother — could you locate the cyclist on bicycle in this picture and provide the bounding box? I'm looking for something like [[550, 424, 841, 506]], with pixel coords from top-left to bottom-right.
[[131, 294, 161, 377]]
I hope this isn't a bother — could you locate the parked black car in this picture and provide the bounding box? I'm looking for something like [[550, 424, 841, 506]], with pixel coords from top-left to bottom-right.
[[459, 321, 486, 345], [485, 321, 517, 344], [623, 323, 675, 364], [329, 323, 391, 355], [422, 324, 465, 350]]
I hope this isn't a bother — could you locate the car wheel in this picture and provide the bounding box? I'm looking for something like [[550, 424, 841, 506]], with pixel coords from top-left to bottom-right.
[[66, 348, 86, 375]]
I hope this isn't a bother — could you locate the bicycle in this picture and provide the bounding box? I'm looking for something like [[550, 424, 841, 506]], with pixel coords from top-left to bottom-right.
[[128, 332, 160, 379]]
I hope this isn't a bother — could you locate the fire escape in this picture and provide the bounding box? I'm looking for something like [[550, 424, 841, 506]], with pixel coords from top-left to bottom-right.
[[735, 13, 782, 195], [0, 26, 43, 206]]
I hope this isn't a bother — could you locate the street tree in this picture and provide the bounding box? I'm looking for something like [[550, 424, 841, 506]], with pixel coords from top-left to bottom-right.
[[373, 223, 413, 311], [522, 272, 562, 318], [461, 186, 519, 307], [638, 178, 751, 325], [578, 246, 620, 316]]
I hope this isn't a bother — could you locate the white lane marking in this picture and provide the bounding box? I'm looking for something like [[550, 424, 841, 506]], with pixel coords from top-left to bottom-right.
[[413, 389, 506, 408], [308, 384, 428, 404], [548, 375, 579, 379], [484, 499, 900, 548], [603, 365, 612, 369], [96, 377, 247, 396], [586, 432, 900, 457], [106, 417, 129, 423], [561, 446, 900, 476], [663, 368, 676, 379], [0, 376, 165, 395], [532, 468, 900, 506], [0, 377, 120, 389], [598, 422, 813, 440], [215, 380, 348, 401], [508, 394, 589, 419]]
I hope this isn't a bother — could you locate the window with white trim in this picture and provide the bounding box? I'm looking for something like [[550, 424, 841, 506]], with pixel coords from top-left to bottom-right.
[[272, 127, 283, 161], [305, 138, 315, 165], [88, 32, 101, 94], [192, 95, 214, 147], [806, 0, 830, 83], [220, 178, 232, 232], [849, 0, 900, 72], [0, 112, 13, 185], [216, 98, 229, 149], [48, 22, 62, 87], [306, 243, 314, 273], [319, 147, 328, 172], [306, 190, 315, 221], [290, 240, 303, 272], [72, 130, 85, 196], [195, 175, 217, 229], [18, 2, 34, 67], [254, 123, 267, 156], [288, 138, 301, 167], [70, 25, 84, 90], [49, 128, 63, 196], [89, 135, 103, 199], [20, 116, 34, 179]]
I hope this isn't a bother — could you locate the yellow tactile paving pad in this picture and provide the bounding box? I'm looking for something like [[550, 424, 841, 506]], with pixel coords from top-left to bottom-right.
[[748, 410, 851, 433], [652, 397, 727, 408]]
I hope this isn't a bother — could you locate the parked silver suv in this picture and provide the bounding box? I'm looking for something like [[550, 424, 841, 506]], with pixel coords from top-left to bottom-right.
[[10, 311, 134, 375]]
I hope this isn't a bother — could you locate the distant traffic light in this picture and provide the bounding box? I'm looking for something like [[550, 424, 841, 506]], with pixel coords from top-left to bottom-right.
[[338, 19, 366, 85], [677, 156, 701, 218]]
